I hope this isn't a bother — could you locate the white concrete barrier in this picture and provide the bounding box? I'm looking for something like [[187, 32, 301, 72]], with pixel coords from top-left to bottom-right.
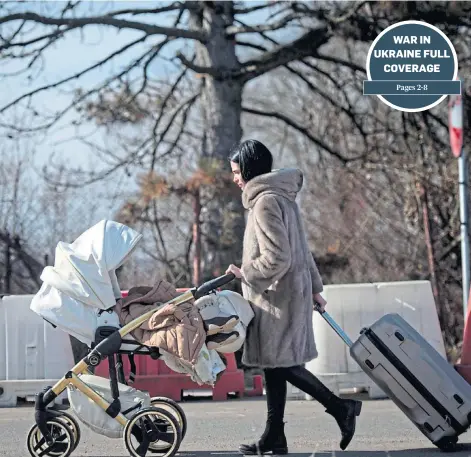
[[286, 382, 305, 400], [1, 281, 445, 406], [304, 280, 446, 400], [0, 296, 6, 381], [0, 295, 75, 407]]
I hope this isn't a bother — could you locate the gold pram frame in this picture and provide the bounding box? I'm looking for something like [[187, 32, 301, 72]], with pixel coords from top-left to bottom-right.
[[27, 273, 235, 457]]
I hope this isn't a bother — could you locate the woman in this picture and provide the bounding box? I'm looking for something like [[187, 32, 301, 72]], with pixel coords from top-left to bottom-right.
[[226, 139, 362, 455]]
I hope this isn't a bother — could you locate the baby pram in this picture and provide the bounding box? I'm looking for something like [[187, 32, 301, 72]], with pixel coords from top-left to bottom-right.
[[26, 220, 241, 457]]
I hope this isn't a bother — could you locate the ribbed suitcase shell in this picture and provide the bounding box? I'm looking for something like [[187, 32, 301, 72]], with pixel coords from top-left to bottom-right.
[[350, 313, 471, 449]]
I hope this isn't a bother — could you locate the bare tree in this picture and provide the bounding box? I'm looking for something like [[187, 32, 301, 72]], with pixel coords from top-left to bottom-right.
[[0, 144, 44, 293], [0, 137, 120, 294]]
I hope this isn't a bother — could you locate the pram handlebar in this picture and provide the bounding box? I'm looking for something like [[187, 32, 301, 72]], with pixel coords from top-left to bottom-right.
[[193, 273, 235, 299]]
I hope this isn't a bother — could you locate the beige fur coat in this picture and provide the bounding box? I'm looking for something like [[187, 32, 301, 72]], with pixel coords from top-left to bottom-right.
[[240, 168, 323, 368]]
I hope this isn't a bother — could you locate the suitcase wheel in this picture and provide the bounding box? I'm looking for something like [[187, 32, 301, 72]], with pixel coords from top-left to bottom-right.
[[434, 436, 458, 452]]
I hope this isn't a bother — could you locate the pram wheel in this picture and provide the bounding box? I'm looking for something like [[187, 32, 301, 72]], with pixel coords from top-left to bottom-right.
[[124, 406, 182, 457], [150, 397, 187, 440], [56, 411, 81, 452], [26, 418, 75, 457]]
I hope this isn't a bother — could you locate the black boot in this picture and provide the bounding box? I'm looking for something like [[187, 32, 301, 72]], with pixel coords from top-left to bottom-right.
[[240, 368, 289, 455], [325, 398, 362, 450], [284, 365, 362, 451], [239, 420, 288, 455]]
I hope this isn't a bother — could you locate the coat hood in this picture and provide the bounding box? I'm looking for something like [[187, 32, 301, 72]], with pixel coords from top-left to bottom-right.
[[39, 219, 142, 310], [242, 168, 303, 209]]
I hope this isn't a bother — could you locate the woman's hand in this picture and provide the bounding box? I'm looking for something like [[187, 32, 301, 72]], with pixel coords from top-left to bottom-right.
[[313, 293, 327, 312], [225, 264, 243, 279]]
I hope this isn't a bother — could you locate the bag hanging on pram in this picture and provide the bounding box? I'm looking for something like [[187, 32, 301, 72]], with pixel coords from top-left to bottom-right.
[[67, 374, 151, 439]]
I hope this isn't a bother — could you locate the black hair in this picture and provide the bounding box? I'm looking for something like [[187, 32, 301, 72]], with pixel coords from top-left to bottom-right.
[[229, 139, 273, 182]]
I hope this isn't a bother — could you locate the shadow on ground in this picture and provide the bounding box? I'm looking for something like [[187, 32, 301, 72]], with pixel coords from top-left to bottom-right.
[[174, 446, 471, 457], [78, 444, 471, 457], [78, 443, 471, 457]]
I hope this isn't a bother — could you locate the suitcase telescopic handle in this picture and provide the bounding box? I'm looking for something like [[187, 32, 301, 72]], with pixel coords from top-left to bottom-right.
[[314, 303, 354, 348]]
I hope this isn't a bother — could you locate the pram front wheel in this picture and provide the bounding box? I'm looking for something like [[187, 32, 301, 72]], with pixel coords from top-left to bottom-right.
[[124, 406, 182, 457], [26, 418, 75, 457], [55, 411, 81, 453], [150, 397, 187, 440]]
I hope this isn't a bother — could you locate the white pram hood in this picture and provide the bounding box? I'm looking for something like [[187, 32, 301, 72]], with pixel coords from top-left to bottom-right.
[[40, 219, 142, 309], [30, 220, 142, 346]]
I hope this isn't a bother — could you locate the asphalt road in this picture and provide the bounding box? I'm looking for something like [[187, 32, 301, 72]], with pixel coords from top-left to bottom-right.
[[3, 396, 471, 457]]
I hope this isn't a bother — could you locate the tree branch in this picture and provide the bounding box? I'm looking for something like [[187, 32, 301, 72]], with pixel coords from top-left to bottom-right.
[[131, 37, 176, 104], [0, 27, 65, 52], [313, 53, 366, 74], [324, 1, 369, 24], [130, 9, 184, 107], [238, 27, 330, 82], [236, 40, 269, 52], [227, 12, 301, 35], [150, 90, 201, 169], [233, 3, 276, 15], [162, 97, 198, 159], [299, 58, 343, 89], [175, 51, 220, 77], [242, 105, 363, 163], [0, 11, 206, 42], [0, 34, 150, 115], [107, 2, 186, 17], [42, 144, 149, 188], [31, 42, 164, 143], [152, 200, 169, 262], [232, 17, 280, 46], [284, 63, 368, 144], [150, 66, 189, 170]]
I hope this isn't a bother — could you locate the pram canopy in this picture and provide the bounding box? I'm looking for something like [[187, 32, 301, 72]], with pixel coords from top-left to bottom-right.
[[31, 220, 143, 346]]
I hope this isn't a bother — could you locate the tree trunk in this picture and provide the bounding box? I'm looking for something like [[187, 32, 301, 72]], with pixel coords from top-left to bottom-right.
[[3, 234, 11, 294], [191, 2, 245, 279], [192, 190, 202, 286]]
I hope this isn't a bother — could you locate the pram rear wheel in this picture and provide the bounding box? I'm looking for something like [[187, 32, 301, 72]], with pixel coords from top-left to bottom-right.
[[150, 397, 187, 440], [124, 406, 182, 457], [27, 418, 75, 457]]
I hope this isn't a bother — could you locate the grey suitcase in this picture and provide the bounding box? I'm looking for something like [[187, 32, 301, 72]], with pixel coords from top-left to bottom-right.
[[316, 307, 471, 451]]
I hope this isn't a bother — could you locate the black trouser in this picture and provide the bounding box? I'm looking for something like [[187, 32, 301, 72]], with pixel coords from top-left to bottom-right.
[[264, 365, 342, 424]]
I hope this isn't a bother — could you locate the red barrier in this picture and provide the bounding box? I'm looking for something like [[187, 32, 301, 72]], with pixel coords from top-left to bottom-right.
[[455, 287, 471, 383], [95, 352, 263, 401]]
